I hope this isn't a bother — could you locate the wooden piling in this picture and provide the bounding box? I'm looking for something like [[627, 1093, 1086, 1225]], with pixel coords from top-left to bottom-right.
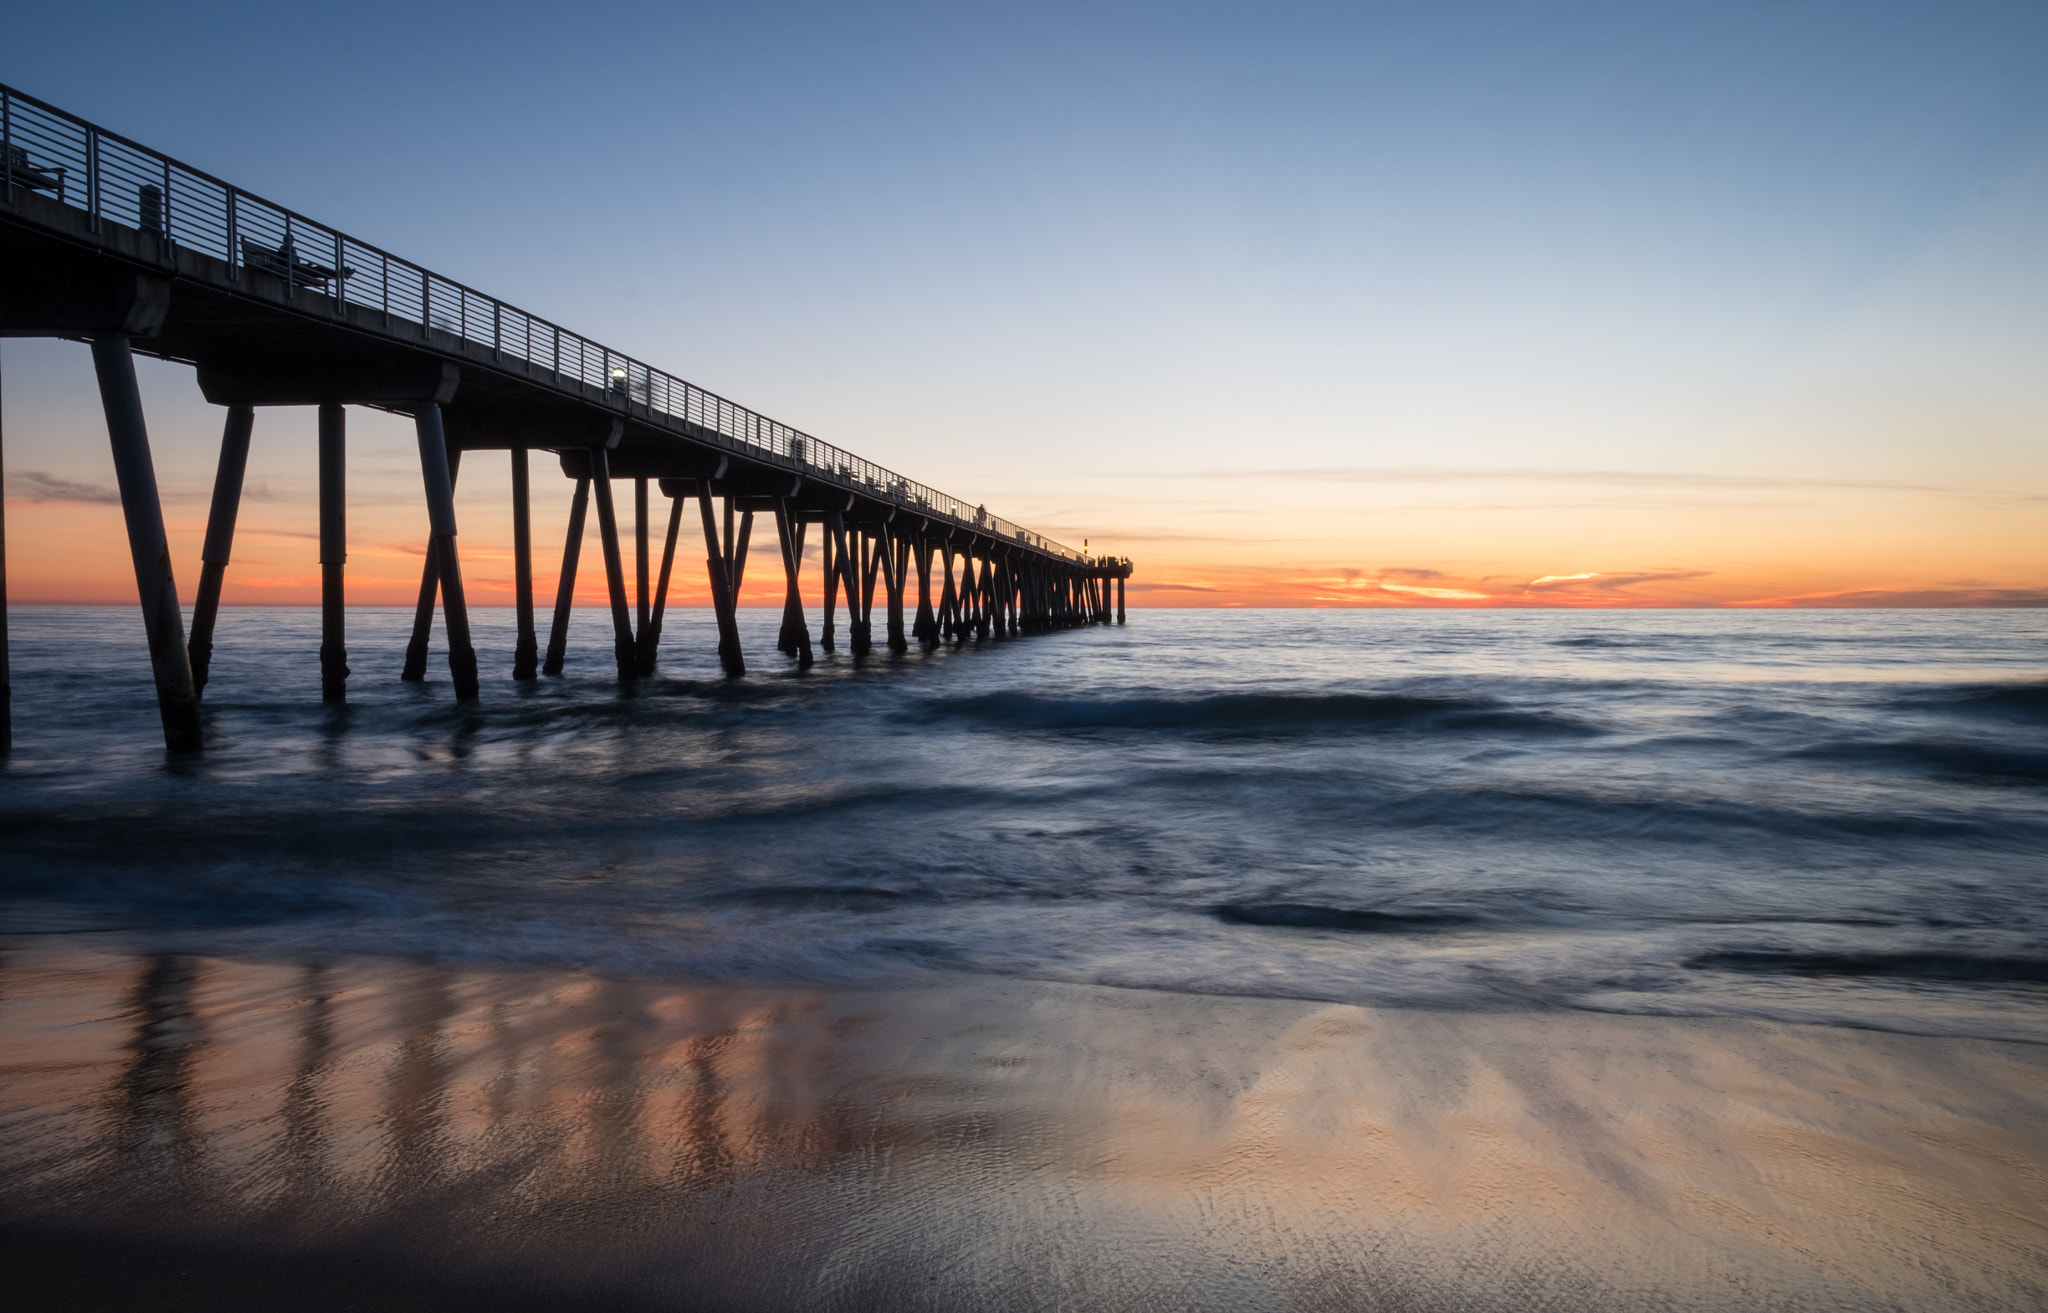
[[977, 556, 995, 638], [589, 451, 638, 681], [90, 336, 202, 752], [819, 516, 839, 653], [636, 491, 683, 676], [938, 541, 959, 640], [825, 510, 861, 657], [732, 509, 754, 595], [187, 403, 253, 693], [317, 403, 348, 703], [634, 476, 651, 638], [773, 500, 813, 664], [402, 447, 459, 682], [856, 528, 881, 656], [696, 483, 746, 676], [913, 531, 937, 647], [413, 404, 478, 700], [511, 448, 538, 679], [541, 476, 590, 676], [884, 530, 909, 653]]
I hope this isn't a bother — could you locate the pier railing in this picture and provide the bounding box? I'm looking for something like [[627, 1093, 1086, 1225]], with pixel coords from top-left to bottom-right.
[[1, 82, 1086, 563]]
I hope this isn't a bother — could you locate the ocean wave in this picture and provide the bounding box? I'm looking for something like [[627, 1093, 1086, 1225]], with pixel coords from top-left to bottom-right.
[[905, 691, 1597, 736], [1214, 903, 1474, 932], [1787, 738, 2048, 782], [1888, 682, 2048, 723], [1686, 949, 2048, 984], [702, 885, 935, 913]]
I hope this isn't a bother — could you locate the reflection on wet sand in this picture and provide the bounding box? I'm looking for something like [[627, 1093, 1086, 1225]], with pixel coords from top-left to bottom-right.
[[3, 939, 2046, 1311]]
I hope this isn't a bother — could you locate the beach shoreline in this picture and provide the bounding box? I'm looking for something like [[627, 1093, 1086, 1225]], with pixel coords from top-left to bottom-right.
[[3, 937, 2043, 1311]]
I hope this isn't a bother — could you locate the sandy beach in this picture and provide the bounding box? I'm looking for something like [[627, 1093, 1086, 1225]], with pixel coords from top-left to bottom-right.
[[2, 938, 2043, 1311]]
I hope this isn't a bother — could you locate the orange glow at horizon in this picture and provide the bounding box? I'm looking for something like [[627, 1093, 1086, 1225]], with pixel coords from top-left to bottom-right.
[[2, 350, 2041, 614], [8, 463, 2044, 612]]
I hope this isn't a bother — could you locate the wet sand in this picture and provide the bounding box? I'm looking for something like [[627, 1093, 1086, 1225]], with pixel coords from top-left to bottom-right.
[[2, 939, 2044, 1311]]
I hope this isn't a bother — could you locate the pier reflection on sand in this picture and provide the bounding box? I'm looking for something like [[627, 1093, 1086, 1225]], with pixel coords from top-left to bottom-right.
[[2, 941, 2045, 1312]]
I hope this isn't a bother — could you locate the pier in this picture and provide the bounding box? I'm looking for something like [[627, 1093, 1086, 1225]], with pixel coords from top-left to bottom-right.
[[0, 84, 1133, 752]]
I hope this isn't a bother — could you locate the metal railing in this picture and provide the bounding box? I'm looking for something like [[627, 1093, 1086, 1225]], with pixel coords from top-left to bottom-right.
[[0, 83, 1092, 564]]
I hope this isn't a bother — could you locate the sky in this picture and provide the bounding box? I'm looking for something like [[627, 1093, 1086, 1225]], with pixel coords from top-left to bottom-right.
[[3, 0, 2045, 608]]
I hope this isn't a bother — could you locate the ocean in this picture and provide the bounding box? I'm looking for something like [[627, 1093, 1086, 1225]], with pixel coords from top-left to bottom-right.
[[3, 605, 2044, 1044]]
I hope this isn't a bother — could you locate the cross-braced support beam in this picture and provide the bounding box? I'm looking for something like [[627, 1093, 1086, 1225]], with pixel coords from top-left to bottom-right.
[[187, 402, 253, 694], [542, 476, 590, 676], [857, 526, 881, 655], [883, 528, 909, 654], [636, 488, 683, 676], [402, 448, 460, 682], [413, 404, 478, 700], [589, 451, 638, 682], [697, 484, 747, 677], [774, 500, 813, 665], [91, 336, 202, 751], [827, 509, 866, 657]]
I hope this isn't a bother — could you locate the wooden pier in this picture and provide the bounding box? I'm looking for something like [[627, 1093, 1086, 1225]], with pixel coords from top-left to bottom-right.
[[0, 84, 1132, 752]]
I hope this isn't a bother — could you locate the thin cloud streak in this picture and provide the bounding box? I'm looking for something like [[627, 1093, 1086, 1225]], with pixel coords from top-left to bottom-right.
[[7, 471, 120, 504], [1169, 467, 2048, 502]]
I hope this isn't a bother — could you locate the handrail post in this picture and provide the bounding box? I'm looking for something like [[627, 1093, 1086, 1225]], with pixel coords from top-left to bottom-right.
[[161, 157, 174, 257], [85, 127, 99, 231]]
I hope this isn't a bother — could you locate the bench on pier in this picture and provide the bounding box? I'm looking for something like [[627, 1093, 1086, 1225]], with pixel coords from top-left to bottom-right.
[[240, 237, 350, 291], [4, 144, 66, 200]]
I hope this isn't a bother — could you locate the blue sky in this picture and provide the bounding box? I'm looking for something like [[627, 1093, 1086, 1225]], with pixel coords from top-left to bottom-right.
[[5, 1, 2046, 604]]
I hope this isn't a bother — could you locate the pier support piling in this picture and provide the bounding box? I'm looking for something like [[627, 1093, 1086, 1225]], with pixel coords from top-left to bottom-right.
[[938, 542, 959, 641], [697, 484, 746, 677], [91, 335, 202, 751], [317, 403, 348, 703], [637, 489, 682, 676], [883, 530, 909, 654], [856, 528, 880, 656], [634, 477, 650, 638], [413, 404, 478, 700], [820, 518, 839, 653], [401, 448, 459, 682], [913, 533, 936, 647], [773, 500, 813, 665], [541, 477, 590, 676], [511, 448, 538, 679], [187, 402, 253, 693], [589, 452, 637, 682]]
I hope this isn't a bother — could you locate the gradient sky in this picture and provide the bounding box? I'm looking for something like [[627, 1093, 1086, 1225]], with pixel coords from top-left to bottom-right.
[[4, 0, 2045, 607]]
